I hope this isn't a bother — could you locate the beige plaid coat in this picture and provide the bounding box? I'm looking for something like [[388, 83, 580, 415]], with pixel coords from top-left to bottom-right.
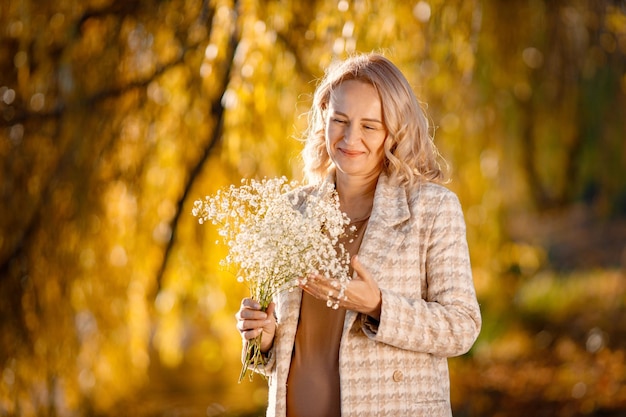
[[257, 174, 481, 416]]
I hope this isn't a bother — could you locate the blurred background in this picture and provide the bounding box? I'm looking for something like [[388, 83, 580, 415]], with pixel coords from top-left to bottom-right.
[[1, 0, 625, 416]]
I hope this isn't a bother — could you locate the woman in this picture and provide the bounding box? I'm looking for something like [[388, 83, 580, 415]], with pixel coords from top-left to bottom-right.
[[235, 53, 481, 417]]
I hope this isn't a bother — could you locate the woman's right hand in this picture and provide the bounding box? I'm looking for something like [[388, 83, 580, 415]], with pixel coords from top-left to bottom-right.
[[235, 298, 277, 353]]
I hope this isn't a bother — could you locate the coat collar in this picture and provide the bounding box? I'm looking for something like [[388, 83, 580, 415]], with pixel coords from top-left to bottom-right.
[[324, 170, 412, 228], [370, 173, 411, 227]]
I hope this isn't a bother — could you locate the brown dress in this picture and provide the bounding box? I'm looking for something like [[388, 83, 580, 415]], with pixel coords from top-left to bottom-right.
[[286, 217, 369, 417]]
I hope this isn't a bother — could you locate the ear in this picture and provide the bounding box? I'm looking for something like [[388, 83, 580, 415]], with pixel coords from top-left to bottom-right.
[[320, 107, 329, 125]]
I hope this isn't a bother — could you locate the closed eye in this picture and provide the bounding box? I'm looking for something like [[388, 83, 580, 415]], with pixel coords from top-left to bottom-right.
[[363, 123, 383, 131]]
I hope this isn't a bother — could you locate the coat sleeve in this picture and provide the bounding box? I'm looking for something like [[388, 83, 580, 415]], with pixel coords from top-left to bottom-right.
[[362, 190, 481, 357]]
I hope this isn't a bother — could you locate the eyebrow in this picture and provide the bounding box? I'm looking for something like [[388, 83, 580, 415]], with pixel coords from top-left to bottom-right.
[[331, 110, 383, 125]]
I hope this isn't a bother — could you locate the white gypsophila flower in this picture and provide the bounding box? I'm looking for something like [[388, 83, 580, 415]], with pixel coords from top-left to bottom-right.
[[192, 177, 351, 382]]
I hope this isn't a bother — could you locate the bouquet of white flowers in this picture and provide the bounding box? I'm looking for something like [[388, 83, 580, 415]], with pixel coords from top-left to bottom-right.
[[192, 177, 352, 382]]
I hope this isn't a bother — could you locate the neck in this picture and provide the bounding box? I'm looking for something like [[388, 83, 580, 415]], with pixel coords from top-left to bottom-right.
[[335, 171, 379, 221]]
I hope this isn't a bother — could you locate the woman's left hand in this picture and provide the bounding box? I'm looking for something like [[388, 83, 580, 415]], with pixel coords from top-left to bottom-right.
[[300, 255, 382, 319]]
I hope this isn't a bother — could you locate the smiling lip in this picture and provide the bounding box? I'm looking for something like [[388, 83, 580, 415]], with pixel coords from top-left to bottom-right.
[[339, 148, 363, 157]]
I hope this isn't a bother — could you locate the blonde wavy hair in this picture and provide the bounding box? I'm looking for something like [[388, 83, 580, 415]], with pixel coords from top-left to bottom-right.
[[301, 53, 445, 188]]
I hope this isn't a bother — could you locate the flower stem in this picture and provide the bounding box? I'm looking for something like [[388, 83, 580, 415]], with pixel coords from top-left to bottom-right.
[[238, 333, 265, 383]]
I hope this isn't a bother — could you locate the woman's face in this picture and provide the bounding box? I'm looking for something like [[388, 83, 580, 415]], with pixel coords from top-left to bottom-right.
[[325, 80, 387, 179]]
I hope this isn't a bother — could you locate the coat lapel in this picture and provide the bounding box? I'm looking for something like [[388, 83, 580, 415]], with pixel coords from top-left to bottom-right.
[[343, 174, 413, 330]]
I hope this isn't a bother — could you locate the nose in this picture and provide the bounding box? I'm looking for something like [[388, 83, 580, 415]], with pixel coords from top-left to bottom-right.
[[343, 124, 360, 145]]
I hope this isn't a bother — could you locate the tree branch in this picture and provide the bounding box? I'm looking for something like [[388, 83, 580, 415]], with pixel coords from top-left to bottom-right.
[[153, 0, 241, 293]]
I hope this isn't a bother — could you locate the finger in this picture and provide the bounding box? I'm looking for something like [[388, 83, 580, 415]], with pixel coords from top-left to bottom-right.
[[326, 293, 342, 310], [265, 302, 276, 321], [241, 328, 263, 341], [351, 255, 370, 281], [237, 316, 269, 333], [315, 283, 336, 300], [241, 298, 261, 310], [301, 283, 321, 299], [236, 308, 266, 321], [311, 274, 337, 292], [235, 300, 270, 323]]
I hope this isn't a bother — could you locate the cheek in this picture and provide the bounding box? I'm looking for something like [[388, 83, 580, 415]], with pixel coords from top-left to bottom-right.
[[326, 123, 339, 138], [368, 136, 387, 155], [325, 130, 335, 156], [325, 126, 341, 147]]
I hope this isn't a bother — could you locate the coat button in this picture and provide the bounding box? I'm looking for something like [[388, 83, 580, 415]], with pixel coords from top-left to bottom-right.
[[392, 370, 404, 382]]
